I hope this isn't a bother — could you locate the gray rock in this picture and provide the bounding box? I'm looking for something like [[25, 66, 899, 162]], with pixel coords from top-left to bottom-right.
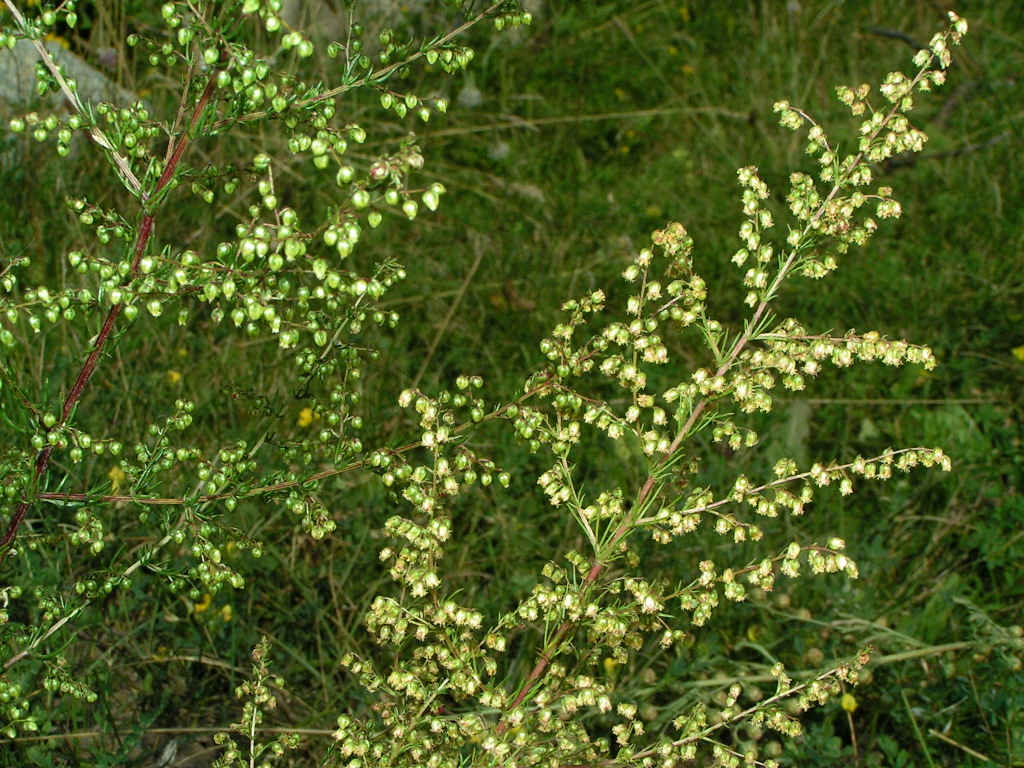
[[0, 39, 137, 117]]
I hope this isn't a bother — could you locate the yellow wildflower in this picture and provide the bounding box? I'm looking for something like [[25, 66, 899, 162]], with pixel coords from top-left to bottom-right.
[[44, 33, 70, 50], [297, 407, 314, 427], [1012, 345, 1024, 362], [220, 604, 232, 622], [841, 692, 858, 713], [603, 657, 620, 679], [166, 370, 182, 386], [108, 465, 126, 493], [192, 593, 212, 614]]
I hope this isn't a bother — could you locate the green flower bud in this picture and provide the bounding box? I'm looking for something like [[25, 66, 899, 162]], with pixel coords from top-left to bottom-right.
[[351, 189, 370, 209], [336, 166, 355, 185]]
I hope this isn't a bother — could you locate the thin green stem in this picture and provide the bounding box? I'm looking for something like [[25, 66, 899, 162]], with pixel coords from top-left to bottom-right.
[[208, 2, 506, 133], [901, 688, 939, 768]]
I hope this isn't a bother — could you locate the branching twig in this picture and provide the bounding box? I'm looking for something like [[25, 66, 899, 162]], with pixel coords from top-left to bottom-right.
[[0, 63, 222, 568], [1, 0, 142, 194]]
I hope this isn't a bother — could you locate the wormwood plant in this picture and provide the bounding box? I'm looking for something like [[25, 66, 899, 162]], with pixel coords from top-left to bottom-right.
[[0, 1, 967, 764]]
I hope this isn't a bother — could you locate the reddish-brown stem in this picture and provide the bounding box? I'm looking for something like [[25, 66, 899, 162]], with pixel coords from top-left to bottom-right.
[[0, 74, 220, 567]]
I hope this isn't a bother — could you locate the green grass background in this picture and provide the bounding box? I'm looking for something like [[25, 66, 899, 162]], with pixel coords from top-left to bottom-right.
[[0, 0, 1022, 765]]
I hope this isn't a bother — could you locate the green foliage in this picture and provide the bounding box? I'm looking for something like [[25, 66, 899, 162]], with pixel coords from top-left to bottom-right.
[[0, 1, 1017, 767], [212, 636, 300, 768]]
